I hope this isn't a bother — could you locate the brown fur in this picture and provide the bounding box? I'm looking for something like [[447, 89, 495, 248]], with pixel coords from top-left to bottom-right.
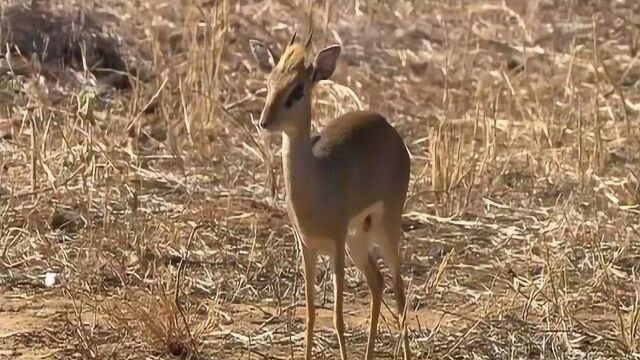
[[250, 35, 412, 360]]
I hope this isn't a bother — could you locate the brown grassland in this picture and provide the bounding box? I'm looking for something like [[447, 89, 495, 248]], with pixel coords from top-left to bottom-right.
[[1, 0, 640, 358]]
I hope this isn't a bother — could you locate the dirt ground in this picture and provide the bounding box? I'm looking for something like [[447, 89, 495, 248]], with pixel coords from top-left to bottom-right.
[[1, 0, 640, 359]]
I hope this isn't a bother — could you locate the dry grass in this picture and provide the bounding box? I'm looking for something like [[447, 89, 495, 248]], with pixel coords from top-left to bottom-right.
[[1, 0, 640, 358]]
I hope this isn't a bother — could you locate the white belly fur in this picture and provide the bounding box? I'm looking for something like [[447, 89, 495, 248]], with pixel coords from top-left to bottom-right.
[[298, 201, 385, 256], [347, 201, 384, 238]]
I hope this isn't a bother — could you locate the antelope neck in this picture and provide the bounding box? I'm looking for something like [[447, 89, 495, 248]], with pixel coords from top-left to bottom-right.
[[281, 126, 323, 230]]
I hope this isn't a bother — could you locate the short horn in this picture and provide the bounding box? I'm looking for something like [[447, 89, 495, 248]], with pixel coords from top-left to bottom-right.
[[288, 30, 297, 47], [305, 28, 314, 50], [305, 12, 314, 50]]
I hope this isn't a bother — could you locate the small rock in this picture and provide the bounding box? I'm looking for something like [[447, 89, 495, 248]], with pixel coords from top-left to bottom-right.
[[49, 208, 86, 233], [44, 272, 57, 287], [609, 146, 630, 164], [0, 127, 12, 141]]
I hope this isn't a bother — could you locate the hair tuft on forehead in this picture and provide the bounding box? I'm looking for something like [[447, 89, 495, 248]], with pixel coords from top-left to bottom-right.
[[275, 43, 306, 73]]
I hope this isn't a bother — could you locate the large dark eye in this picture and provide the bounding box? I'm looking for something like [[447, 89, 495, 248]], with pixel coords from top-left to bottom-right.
[[285, 84, 304, 108]]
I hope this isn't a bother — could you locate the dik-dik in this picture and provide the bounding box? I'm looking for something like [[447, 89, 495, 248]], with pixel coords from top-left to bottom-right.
[[250, 31, 411, 360]]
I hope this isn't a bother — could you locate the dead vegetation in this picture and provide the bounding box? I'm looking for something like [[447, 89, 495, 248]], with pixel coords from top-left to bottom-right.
[[0, 0, 640, 358]]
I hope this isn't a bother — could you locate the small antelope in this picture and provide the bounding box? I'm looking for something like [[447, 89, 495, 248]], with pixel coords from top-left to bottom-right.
[[250, 30, 411, 360]]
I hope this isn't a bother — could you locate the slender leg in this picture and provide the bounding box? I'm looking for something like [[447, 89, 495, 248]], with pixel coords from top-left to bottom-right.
[[381, 229, 411, 360], [302, 247, 318, 360], [350, 245, 383, 360], [392, 262, 410, 360], [332, 243, 348, 360], [364, 254, 383, 360]]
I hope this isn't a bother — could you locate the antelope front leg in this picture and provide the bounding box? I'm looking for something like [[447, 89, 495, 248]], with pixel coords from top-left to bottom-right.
[[332, 242, 348, 360], [302, 247, 317, 360]]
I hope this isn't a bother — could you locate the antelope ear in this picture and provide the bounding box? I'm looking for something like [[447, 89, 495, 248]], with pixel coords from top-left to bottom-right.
[[250, 39, 278, 73], [311, 45, 341, 82]]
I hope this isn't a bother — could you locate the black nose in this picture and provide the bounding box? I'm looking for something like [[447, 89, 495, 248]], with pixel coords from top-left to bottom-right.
[[258, 106, 271, 130]]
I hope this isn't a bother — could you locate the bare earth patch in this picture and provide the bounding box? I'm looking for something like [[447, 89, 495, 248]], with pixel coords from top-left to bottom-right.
[[0, 291, 69, 359]]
